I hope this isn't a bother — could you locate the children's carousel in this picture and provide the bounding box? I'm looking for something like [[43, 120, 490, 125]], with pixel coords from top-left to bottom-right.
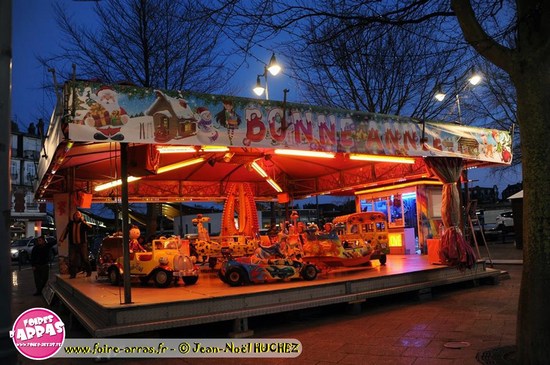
[[35, 81, 512, 337]]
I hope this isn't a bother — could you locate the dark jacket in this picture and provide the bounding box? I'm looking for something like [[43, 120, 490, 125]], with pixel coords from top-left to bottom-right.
[[61, 220, 92, 245], [31, 239, 55, 266]]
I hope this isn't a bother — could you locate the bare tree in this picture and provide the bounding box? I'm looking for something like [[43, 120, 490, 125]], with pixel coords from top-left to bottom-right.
[[206, 0, 547, 363], [44, 0, 233, 92], [43, 0, 239, 238], [453, 2, 548, 363], [280, 12, 465, 120], [207, 1, 510, 123]]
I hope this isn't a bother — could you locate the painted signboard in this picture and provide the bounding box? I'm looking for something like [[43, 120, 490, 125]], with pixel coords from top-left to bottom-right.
[[66, 82, 512, 165]]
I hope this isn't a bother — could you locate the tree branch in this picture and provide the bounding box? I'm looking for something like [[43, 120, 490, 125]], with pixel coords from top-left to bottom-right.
[[451, 0, 515, 73]]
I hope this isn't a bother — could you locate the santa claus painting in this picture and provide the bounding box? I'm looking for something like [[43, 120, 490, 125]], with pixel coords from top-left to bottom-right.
[[85, 85, 129, 141]]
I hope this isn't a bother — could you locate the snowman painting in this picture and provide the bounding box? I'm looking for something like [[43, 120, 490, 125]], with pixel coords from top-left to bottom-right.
[[196, 107, 219, 144]]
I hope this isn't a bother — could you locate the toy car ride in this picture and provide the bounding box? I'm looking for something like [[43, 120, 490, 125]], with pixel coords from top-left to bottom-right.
[[218, 241, 319, 287], [105, 236, 199, 288]]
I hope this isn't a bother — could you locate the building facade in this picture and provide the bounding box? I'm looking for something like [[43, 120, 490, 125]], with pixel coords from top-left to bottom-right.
[[10, 124, 49, 239]]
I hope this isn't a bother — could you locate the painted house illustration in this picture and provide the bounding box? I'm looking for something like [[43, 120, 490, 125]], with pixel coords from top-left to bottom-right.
[[457, 136, 479, 156], [145, 90, 197, 142]]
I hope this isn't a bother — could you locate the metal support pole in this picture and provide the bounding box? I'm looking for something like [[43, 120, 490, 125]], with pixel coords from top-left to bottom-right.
[[316, 195, 320, 224], [282, 88, 289, 131], [462, 169, 469, 239], [120, 143, 132, 304], [455, 95, 462, 124], [264, 67, 269, 100], [179, 203, 184, 236], [454, 77, 462, 124], [0, 0, 16, 361], [270, 201, 276, 227], [229, 318, 254, 338], [454, 76, 469, 235]]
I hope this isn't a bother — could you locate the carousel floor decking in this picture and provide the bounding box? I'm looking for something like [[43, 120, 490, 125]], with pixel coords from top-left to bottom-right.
[[48, 255, 500, 338]]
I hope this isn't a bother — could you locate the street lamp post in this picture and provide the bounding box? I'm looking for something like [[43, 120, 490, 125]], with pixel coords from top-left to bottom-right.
[[434, 69, 483, 237], [434, 71, 481, 124], [253, 53, 281, 100], [454, 77, 463, 123]]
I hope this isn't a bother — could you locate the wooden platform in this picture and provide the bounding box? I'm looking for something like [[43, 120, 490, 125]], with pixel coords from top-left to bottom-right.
[[48, 255, 500, 338]]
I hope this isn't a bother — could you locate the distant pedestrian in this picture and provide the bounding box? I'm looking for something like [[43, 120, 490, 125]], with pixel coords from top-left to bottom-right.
[[31, 235, 55, 296], [59, 211, 93, 278]]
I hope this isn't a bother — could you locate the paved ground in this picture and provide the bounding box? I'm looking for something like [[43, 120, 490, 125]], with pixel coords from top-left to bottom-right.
[[9, 242, 522, 364]]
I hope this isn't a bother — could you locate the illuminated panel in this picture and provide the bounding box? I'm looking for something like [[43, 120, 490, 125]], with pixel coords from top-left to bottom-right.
[[388, 232, 403, 247]]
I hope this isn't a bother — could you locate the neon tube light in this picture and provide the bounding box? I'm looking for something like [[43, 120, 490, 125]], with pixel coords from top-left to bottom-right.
[[250, 161, 283, 192], [156, 145, 230, 154], [274, 149, 335, 159], [201, 146, 229, 152], [266, 178, 283, 193], [156, 157, 205, 174], [156, 146, 196, 154], [354, 180, 442, 195], [349, 154, 416, 164], [94, 176, 142, 192], [250, 161, 268, 178], [95, 157, 205, 192]]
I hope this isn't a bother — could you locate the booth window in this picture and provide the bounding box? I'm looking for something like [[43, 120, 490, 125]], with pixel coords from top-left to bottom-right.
[[360, 191, 418, 230], [360, 196, 404, 228], [390, 194, 404, 227]]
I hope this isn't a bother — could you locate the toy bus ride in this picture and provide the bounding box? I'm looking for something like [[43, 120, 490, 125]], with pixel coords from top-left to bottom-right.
[[300, 211, 390, 267]]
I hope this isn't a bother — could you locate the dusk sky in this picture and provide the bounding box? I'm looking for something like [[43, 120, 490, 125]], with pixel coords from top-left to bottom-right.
[[10, 0, 522, 196], [11, 1, 289, 129], [11, 0, 87, 129]]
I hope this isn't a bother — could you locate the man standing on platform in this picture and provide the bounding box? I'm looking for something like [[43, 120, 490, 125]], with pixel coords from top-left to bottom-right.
[[59, 211, 93, 278]]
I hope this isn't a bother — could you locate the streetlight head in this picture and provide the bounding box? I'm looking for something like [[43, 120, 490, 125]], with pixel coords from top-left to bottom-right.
[[253, 76, 265, 96], [434, 92, 446, 102], [434, 85, 446, 102], [467, 67, 483, 86], [468, 73, 482, 86], [267, 53, 281, 76]]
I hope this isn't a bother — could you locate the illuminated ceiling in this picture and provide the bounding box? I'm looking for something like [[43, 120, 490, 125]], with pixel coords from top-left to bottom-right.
[[36, 141, 432, 203]]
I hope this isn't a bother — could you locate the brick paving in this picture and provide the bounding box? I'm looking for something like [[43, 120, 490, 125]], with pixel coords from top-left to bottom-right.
[[10, 242, 522, 365]]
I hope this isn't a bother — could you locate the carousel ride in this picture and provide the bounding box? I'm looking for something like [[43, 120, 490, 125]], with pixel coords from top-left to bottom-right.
[[189, 182, 389, 276]]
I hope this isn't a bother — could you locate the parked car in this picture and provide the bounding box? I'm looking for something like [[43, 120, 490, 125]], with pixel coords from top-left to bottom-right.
[[10, 236, 58, 264], [496, 211, 514, 231]]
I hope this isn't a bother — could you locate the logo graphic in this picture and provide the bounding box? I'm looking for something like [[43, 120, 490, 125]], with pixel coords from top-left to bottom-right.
[[10, 307, 65, 360]]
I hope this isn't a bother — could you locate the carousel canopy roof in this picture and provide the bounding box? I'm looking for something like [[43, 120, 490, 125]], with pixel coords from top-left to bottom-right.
[[35, 81, 513, 203]]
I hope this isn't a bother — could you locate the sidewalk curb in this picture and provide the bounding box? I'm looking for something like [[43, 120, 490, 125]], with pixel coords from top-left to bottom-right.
[[491, 259, 523, 265]]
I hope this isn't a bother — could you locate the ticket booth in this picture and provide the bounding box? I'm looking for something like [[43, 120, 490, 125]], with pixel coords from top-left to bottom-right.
[[357, 183, 444, 255]]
